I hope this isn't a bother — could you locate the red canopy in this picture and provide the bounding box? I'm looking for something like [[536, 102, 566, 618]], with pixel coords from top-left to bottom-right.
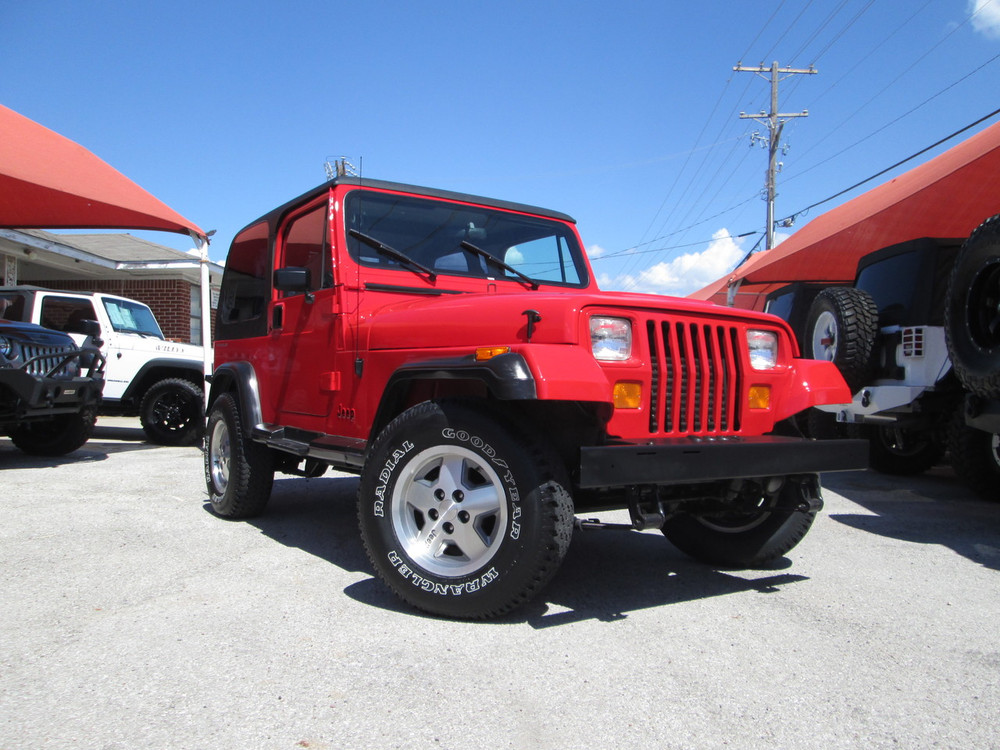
[[691, 118, 1000, 309], [0, 103, 205, 238]]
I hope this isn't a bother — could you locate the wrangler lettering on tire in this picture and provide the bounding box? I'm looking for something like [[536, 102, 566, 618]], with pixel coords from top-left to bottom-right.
[[358, 400, 574, 619]]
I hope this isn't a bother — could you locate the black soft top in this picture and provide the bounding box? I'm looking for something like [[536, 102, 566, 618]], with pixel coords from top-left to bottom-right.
[[239, 177, 577, 238]]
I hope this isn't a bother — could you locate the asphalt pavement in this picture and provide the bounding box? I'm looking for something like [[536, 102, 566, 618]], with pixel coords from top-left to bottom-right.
[[1, 417, 998, 749]]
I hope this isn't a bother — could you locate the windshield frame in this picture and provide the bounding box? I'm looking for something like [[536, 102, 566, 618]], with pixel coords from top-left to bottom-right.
[[343, 189, 590, 288]]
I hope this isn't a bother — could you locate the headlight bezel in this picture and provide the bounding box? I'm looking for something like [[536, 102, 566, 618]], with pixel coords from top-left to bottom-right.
[[0, 335, 14, 360], [590, 316, 633, 362]]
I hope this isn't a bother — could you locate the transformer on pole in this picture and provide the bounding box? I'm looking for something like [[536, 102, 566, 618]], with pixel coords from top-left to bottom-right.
[[735, 61, 817, 250]]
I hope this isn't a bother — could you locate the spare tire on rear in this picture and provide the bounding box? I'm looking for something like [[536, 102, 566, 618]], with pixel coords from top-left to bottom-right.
[[804, 286, 879, 393], [945, 214, 1000, 398]]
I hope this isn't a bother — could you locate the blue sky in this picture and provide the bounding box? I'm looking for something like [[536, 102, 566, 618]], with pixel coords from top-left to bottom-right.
[[4, 1, 1000, 296]]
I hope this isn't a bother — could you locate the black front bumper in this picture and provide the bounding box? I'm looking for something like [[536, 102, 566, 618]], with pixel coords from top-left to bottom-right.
[[579, 435, 869, 488], [0, 369, 104, 421]]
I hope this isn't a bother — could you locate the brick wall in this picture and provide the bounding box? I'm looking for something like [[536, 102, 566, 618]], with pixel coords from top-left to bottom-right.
[[19, 278, 199, 343]]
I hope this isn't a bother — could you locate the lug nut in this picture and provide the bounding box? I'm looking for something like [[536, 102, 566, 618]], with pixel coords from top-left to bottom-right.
[[453, 490, 465, 502], [458, 511, 470, 523], [434, 489, 446, 501], [443, 522, 454, 534], [428, 509, 439, 520]]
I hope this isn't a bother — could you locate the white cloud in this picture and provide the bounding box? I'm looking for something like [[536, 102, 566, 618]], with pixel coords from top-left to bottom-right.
[[970, 0, 1000, 39], [600, 228, 747, 297], [587, 244, 607, 259]]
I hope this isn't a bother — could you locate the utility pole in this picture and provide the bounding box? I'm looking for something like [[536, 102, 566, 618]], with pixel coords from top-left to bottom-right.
[[735, 61, 817, 250]]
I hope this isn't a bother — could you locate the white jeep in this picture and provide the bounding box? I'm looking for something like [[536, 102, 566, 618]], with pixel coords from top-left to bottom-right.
[[0, 286, 205, 445]]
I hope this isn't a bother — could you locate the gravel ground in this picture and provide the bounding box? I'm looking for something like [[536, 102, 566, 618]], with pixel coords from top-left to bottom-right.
[[1, 418, 997, 749]]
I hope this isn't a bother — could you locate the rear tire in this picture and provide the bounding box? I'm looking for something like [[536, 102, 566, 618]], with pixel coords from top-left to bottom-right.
[[204, 393, 274, 518], [865, 424, 944, 476], [662, 476, 820, 567], [947, 409, 1000, 502], [140, 378, 204, 446]]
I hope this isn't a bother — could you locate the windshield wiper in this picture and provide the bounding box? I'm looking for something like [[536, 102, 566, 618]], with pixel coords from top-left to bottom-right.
[[349, 229, 437, 281], [460, 241, 539, 290]]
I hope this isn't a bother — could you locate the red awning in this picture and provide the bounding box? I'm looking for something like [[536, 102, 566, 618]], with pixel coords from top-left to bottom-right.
[[0, 103, 205, 238], [690, 118, 1000, 309]]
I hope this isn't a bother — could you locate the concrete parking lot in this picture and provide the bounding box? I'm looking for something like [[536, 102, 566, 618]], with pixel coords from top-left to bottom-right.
[[1, 418, 998, 749]]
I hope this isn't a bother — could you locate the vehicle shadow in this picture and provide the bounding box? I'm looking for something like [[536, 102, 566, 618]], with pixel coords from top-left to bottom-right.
[[823, 468, 1000, 572], [233, 474, 808, 625], [0, 428, 167, 467]]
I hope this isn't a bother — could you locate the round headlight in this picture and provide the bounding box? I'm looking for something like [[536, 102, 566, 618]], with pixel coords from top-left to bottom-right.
[[0, 336, 13, 359]]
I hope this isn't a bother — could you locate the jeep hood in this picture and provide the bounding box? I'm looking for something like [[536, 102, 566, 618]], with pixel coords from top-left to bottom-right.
[[364, 289, 793, 350]]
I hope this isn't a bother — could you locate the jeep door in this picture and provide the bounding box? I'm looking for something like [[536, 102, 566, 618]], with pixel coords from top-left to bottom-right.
[[269, 195, 342, 423]]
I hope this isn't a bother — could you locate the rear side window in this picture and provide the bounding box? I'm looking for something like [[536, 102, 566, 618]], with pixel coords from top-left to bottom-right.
[[39, 297, 98, 334], [217, 221, 270, 338]]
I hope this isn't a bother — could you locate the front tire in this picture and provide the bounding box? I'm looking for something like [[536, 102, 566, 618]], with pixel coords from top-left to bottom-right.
[[662, 476, 820, 567], [140, 378, 204, 446], [204, 393, 274, 518], [11, 410, 95, 456], [358, 400, 574, 619]]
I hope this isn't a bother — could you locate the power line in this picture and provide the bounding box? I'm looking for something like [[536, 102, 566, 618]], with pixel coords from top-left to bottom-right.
[[779, 106, 1000, 225]]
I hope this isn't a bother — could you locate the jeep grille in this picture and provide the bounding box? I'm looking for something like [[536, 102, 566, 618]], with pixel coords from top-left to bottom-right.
[[20, 344, 77, 379], [646, 319, 743, 436]]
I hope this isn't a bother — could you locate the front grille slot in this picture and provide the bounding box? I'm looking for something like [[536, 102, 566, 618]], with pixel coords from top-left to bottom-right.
[[20, 344, 77, 379], [646, 318, 743, 436]]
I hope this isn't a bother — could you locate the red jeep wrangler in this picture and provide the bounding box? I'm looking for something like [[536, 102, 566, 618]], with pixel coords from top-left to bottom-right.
[[205, 178, 865, 618]]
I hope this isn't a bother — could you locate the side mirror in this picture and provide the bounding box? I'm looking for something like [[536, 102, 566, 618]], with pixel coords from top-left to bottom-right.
[[77, 319, 104, 350], [75, 319, 101, 338], [274, 266, 311, 292]]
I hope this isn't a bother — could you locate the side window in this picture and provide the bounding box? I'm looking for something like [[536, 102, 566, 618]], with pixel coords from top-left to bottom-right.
[[219, 221, 270, 326], [39, 297, 98, 334], [279, 203, 329, 297]]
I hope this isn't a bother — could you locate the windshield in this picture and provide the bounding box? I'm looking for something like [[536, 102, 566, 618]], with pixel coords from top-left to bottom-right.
[[102, 298, 164, 338], [344, 190, 587, 287]]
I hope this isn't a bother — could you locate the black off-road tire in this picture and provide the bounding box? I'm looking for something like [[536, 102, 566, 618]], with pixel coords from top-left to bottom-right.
[[947, 408, 1000, 502], [11, 410, 95, 456], [358, 399, 575, 619], [661, 476, 820, 567], [204, 393, 274, 518], [140, 377, 204, 446], [805, 287, 879, 393], [865, 424, 944, 476], [945, 214, 1000, 398]]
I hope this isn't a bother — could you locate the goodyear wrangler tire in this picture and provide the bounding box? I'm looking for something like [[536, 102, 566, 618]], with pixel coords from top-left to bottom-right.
[[661, 476, 820, 567], [358, 400, 574, 619], [946, 215, 1000, 398], [805, 287, 879, 393], [204, 393, 274, 518]]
